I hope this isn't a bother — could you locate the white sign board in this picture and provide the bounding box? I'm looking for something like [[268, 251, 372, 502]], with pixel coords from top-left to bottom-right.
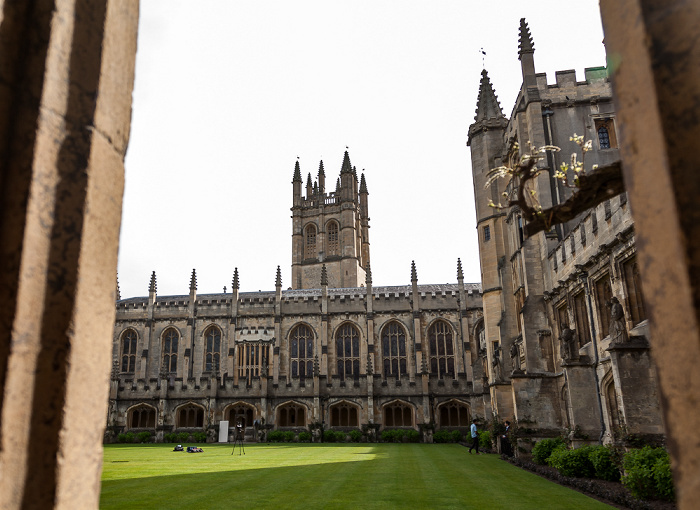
[[218, 420, 229, 442]]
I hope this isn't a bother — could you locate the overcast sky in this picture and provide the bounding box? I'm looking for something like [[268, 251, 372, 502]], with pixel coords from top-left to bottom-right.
[[118, 0, 606, 298]]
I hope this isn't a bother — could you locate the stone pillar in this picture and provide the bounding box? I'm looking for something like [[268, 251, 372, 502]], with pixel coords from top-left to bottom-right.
[[562, 362, 602, 441], [0, 1, 139, 508]]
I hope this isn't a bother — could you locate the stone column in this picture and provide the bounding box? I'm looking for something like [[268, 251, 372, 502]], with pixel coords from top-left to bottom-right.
[[0, 1, 139, 508]]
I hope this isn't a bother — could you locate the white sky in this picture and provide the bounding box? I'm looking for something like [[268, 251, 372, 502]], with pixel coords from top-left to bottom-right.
[[118, 0, 606, 298]]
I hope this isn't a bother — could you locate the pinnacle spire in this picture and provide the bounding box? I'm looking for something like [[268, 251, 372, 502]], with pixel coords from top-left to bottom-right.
[[149, 271, 157, 293], [321, 264, 328, 286], [340, 150, 352, 174], [411, 261, 418, 283], [474, 69, 504, 122], [360, 173, 368, 193], [318, 160, 325, 177], [293, 160, 302, 182], [189, 269, 197, 292], [313, 181, 318, 194], [353, 165, 358, 181], [457, 258, 464, 280], [116, 274, 121, 300], [233, 268, 239, 291], [365, 262, 372, 285], [306, 172, 312, 186], [276, 265, 282, 288], [336, 177, 341, 192], [518, 18, 535, 57]]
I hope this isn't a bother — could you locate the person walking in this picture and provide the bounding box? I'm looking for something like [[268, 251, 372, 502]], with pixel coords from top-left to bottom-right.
[[501, 420, 513, 457], [469, 419, 481, 454]]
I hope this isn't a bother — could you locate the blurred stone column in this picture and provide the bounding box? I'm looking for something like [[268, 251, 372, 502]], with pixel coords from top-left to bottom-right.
[[0, 1, 138, 508]]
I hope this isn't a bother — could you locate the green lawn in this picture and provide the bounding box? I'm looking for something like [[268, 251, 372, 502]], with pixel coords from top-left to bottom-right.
[[101, 444, 613, 509]]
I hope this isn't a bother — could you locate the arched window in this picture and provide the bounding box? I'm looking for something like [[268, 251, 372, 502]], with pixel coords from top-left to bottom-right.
[[604, 377, 622, 434], [623, 257, 647, 325], [438, 401, 470, 427], [330, 402, 359, 427], [278, 403, 306, 427], [475, 321, 485, 352], [304, 224, 317, 260], [162, 328, 178, 373], [238, 342, 271, 383], [428, 320, 455, 378], [177, 404, 204, 428], [289, 325, 314, 379], [204, 326, 221, 372], [383, 401, 412, 427], [336, 324, 360, 380], [120, 329, 137, 373], [595, 275, 613, 338], [327, 221, 339, 256], [227, 404, 255, 428], [128, 405, 155, 429], [381, 321, 407, 379]]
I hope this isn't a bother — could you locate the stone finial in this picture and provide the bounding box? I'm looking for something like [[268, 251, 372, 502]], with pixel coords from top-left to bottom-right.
[[340, 150, 352, 174], [293, 159, 302, 182], [457, 258, 464, 280], [149, 271, 157, 293], [233, 268, 239, 291], [111, 359, 120, 381], [318, 160, 325, 177], [313, 355, 320, 377], [336, 177, 341, 192], [360, 173, 368, 194], [353, 165, 358, 181], [321, 264, 328, 286], [116, 274, 121, 301], [189, 269, 197, 292], [518, 18, 535, 56], [411, 260, 418, 283], [365, 263, 372, 285], [474, 69, 504, 122], [313, 181, 318, 194], [276, 265, 282, 288], [366, 352, 373, 375], [306, 172, 312, 186]]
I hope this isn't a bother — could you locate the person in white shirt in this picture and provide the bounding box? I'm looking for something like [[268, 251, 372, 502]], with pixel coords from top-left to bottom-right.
[[468, 419, 481, 454]]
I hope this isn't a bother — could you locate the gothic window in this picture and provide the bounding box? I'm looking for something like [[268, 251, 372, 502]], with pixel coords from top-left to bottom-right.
[[162, 328, 179, 373], [327, 221, 339, 256], [598, 126, 610, 149], [483, 225, 491, 242], [278, 403, 305, 427], [595, 275, 613, 338], [438, 401, 471, 427], [120, 329, 137, 373], [605, 378, 622, 433], [289, 325, 314, 379], [381, 321, 407, 379], [383, 401, 413, 427], [227, 404, 254, 428], [573, 291, 591, 347], [622, 256, 647, 326], [304, 224, 317, 260], [330, 402, 359, 427], [238, 342, 271, 383], [177, 405, 204, 428], [595, 118, 617, 149], [128, 405, 155, 429], [204, 326, 221, 372], [556, 302, 569, 330], [428, 320, 455, 379], [336, 323, 360, 380], [475, 321, 485, 352]]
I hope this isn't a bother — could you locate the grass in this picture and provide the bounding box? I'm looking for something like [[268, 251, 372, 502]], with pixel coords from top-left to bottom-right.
[[101, 444, 614, 509]]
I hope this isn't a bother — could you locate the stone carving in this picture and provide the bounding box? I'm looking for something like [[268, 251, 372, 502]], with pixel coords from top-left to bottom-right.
[[609, 297, 629, 343], [492, 346, 503, 382], [261, 355, 268, 377], [510, 342, 522, 372], [559, 327, 578, 361]]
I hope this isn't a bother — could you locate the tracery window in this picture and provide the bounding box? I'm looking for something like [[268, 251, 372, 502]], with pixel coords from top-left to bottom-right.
[[304, 224, 317, 260], [622, 257, 647, 326], [227, 404, 254, 428], [438, 401, 470, 427], [428, 321, 455, 379], [120, 329, 137, 373], [381, 321, 407, 379], [595, 275, 613, 338], [598, 126, 610, 149], [289, 325, 314, 379], [162, 328, 179, 373], [327, 221, 339, 256], [595, 118, 617, 149], [278, 403, 305, 427], [129, 405, 155, 429], [336, 323, 360, 380], [383, 402, 412, 427], [330, 402, 359, 427], [238, 342, 271, 383], [177, 405, 204, 428], [204, 326, 221, 372]]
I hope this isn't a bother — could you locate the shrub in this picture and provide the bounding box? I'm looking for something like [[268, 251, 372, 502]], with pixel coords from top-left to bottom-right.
[[653, 454, 675, 502], [193, 432, 207, 443], [283, 431, 295, 443], [349, 430, 362, 442], [622, 446, 673, 501], [163, 433, 177, 443], [588, 445, 621, 482], [406, 430, 420, 443], [547, 445, 595, 478], [531, 437, 565, 465], [381, 429, 409, 443], [117, 433, 134, 443], [433, 431, 452, 443], [450, 430, 462, 443], [478, 430, 492, 449], [176, 432, 190, 443], [323, 430, 337, 443], [298, 431, 311, 443], [136, 431, 152, 444], [267, 430, 284, 442]]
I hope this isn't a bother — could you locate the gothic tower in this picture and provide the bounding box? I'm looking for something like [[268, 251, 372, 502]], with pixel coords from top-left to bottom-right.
[[291, 151, 370, 289]]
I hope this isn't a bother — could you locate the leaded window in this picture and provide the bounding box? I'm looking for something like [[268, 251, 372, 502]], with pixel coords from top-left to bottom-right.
[[204, 326, 221, 372], [238, 342, 271, 383], [305, 224, 317, 259], [121, 329, 137, 373], [428, 321, 455, 378], [336, 324, 360, 380], [290, 325, 314, 378], [162, 328, 178, 373], [598, 126, 610, 149], [381, 321, 407, 379], [327, 221, 339, 256]]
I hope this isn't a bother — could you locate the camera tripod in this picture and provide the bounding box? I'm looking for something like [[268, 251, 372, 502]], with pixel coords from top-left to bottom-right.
[[231, 429, 245, 455]]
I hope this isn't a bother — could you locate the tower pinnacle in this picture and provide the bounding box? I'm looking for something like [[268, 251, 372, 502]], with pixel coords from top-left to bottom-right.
[[233, 268, 239, 291], [189, 269, 197, 292], [518, 18, 535, 58], [474, 69, 504, 122], [149, 271, 157, 293]]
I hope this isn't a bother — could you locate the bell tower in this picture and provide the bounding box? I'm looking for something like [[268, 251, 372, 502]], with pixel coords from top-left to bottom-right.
[[291, 151, 370, 289]]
